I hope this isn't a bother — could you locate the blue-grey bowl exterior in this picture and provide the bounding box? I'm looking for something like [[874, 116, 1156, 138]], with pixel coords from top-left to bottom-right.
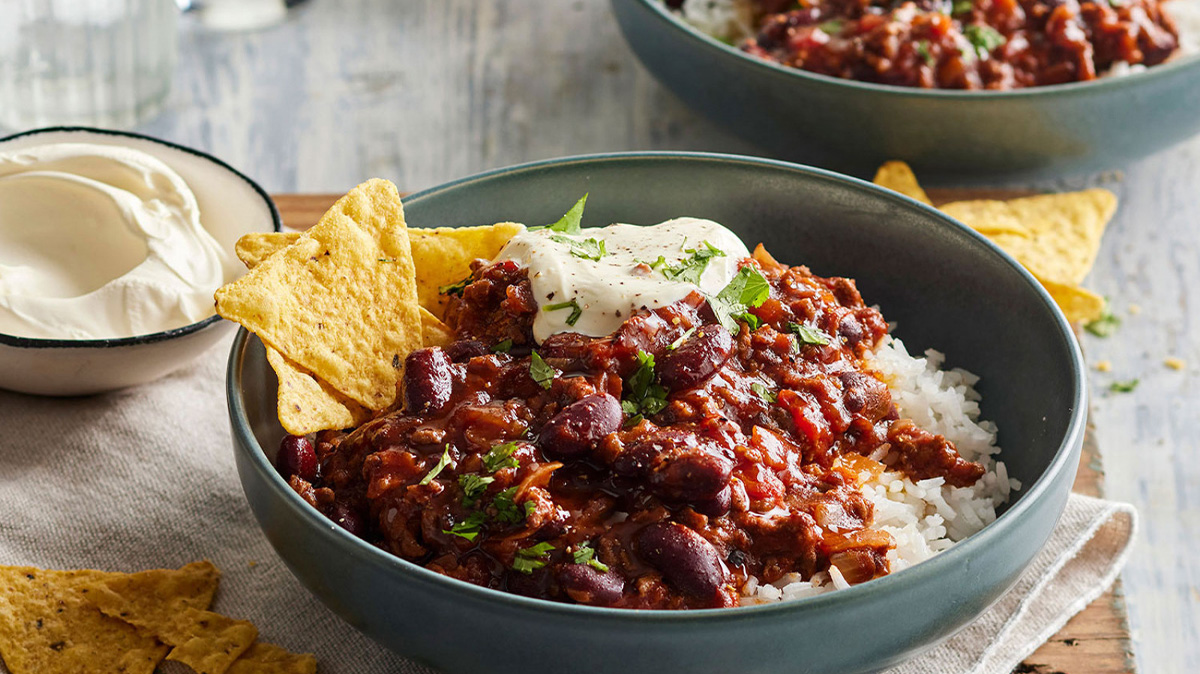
[[228, 153, 1086, 674], [611, 0, 1200, 178]]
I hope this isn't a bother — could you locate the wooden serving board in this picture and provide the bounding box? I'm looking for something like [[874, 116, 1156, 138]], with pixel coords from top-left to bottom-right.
[[271, 193, 1136, 674]]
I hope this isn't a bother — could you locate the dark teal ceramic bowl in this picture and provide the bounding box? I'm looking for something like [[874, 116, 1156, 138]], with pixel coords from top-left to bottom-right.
[[228, 153, 1086, 674], [611, 0, 1200, 178]]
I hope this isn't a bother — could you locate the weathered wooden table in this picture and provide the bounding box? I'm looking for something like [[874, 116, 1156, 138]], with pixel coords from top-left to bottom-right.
[[133, 1, 1200, 670]]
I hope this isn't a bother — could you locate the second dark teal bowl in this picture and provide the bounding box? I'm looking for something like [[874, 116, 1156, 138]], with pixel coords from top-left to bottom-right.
[[228, 153, 1085, 674], [612, 0, 1200, 178]]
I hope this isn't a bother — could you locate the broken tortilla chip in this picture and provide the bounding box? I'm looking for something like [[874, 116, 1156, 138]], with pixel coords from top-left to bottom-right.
[[940, 190, 1116, 286], [266, 346, 372, 435], [216, 180, 423, 411], [227, 642, 318, 674], [235, 232, 301, 270], [873, 161, 933, 206], [410, 223, 525, 318], [1038, 277, 1106, 324], [0, 562, 218, 674]]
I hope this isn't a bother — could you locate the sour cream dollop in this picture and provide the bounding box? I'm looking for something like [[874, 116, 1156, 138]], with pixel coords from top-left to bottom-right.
[[497, 217, 751, 343], [0, 143, 237, 340]]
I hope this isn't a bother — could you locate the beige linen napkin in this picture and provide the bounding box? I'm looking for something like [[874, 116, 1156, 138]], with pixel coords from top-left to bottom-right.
[[0, 337, 1135, 674]]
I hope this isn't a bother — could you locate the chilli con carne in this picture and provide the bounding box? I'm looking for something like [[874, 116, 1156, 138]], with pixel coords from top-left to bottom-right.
[[277, 239, 985, 610], [672, 0, 1182, 89]]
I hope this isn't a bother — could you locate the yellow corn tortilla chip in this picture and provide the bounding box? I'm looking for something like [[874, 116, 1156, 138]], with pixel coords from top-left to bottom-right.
[[1038, 277, 1106, 324], [940, 190, 1117, 286], [0, 562, 218, 674], [410, 222, 525, 318], [873, 161, 933, 206], [161, 610, 258, 674], [227, 642, 318, 674], [235, 232, 301, 269], [266, 346, 372, 435], [216, 180, 422, 410]]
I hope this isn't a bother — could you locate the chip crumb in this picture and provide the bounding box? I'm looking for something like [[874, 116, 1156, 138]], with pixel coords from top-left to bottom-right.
[[1129, 303, 1142, 315], [247, 561, 257, 569], [1165, 357, 1186, 371], [1095, 360, 1112, 372]]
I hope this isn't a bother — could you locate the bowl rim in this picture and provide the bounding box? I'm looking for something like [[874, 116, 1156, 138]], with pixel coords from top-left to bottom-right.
[[623, 0, 1200, 99], [0, 125, 282, 350], [228, 150, 1088, 622]]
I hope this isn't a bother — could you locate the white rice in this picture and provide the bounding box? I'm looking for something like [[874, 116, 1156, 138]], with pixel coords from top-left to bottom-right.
[[741, 337, 1021, 605]]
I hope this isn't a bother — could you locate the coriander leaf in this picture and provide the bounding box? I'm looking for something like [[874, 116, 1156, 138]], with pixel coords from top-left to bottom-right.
[[459, 474, 495, 506], [952, 0, 973, 13], [1109, 379, 1139, 393], [523, 501, 537, 518], [492, 486, 526, 525], [818, 19, 844, 34], [660, 240, 726, 285], [788, 322, 830, 345], [482, 442, 520, 473], [916, 40, 935, 66], [419, 445, 453, 485], [544, 298, 584, 327], [534, 194, 588, 235], [735, 312, 761, 331], [572, 542, 611, 572], [710, 265, 770, 332], [439, 276, 470, 297], [492, 338, 513, 353], [964, 24, 1005, 57], [512, 542, 556, 574], [442, 511, 487, 541], [622, 350, 670, 422], [1084, 306, 1121, 338], [551, 234, 607, 261], [530, 351, 557, 389], [668, 327, 697, 351], [751, 382, 777, 403]]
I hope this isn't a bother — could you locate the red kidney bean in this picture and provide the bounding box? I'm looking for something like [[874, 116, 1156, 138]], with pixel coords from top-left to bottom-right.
[[444, 339, 489, 363], [635, 522, 727, 600], [657, 323, 733, 390], [277, 435, 318, 482], [557, 564, 624, 606], [839, 371, 891, 421], [838, 314, 864, 347], [330, 501, 365, 537], [692, 484, 732, 517], [404, 348, 454, 414], [651, 451, 733, 503], [538, 394, 622, 458]]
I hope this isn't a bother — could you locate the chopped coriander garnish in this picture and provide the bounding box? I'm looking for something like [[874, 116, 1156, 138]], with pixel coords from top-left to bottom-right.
[[818, 19, 844, 34], [660, 241, 725, 285], [788, 322, 830, 345], [915, 40, 935, 66], [377, 258, 396, 263], [1084, 306, 1121, 338], [442, 511, 487, 541], [524, 501, 537, 518], [736, 312, 762, 331], [668, 327, 697, 351], [751, 382, 777, 403], [572, 542, 610, 572], [492, 487, 526, 524], [492, 338, 514, 353], [1109, 379, 1139, 393], [459, 474, 495, 506], [482, 442, 520, 473], [530, 351, 557, 389], [621, 350, 670, 423], [419, 445, 453, 485], [439, 276, 470, 297], [710, 265, 771, 333], [544, 298, 584, 326], [532, 194, 588, 235], [952, 0, 973, 13], [964, 24, 1005, 57], [551, 234, 607, 261], [512, 542, 555, 574]]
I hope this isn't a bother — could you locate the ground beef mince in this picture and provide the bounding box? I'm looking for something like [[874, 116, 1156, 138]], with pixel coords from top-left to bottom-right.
[[283, 248, 985, 610], [739, 0, 1180, 89]]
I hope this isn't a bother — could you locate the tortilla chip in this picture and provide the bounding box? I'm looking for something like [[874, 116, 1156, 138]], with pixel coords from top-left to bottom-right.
[[161, 610, 258, 674], [235, 232, 301, 269], [410, 222, 525, 318], [0, 562, 218, 674], [1038, 277, 1106, 323], [266, 346, 372, 435], [940, 190, 1117, 286], [873, 161, 933, 206], [227, 642, 318, 674], [216, 180, 423, 410], [421, 310, 454, 347]]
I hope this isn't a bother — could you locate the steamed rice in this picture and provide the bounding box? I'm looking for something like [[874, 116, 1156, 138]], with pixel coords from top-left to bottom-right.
[[741, 337, 1021, 605]]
